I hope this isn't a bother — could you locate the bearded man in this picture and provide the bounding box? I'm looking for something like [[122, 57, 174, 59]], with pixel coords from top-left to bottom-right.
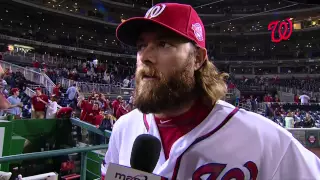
[[102, 3, 320, 180]]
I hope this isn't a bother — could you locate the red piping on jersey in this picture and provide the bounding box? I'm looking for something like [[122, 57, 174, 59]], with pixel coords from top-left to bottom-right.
[[143, 101, 216, 131], [143, 114, 149, 131], [171, 107, 239, 180]]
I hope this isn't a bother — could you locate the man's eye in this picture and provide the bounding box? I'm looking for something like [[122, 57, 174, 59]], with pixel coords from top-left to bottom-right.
[[159, 41, 171, 48], [137, 44, 146, 51]]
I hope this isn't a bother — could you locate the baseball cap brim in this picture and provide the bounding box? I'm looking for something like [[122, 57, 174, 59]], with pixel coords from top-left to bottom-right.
[[116, 17, 193, 47]]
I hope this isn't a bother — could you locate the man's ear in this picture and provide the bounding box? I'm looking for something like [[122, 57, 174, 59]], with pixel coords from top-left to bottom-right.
[[194, 47, 207, 71]]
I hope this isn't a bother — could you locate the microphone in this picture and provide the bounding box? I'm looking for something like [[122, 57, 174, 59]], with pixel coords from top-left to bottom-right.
[[130, 134, 161, 173], [105, 134, 164, 180]]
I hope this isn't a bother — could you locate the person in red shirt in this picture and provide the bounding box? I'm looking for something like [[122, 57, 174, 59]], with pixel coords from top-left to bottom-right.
[[82, 67, 88, 73], [56, 107, 73, 119], [31, 87, 49, 119], [115, 101, 129, 119], [78, 97, 100, 141], [79, 99, 93, 124], [79, 98, 100, 124], [112, 96, 122, 116], [99, 94, 110, 112], [77, 96, 90, 141], [84, 102, 100, 143], [91, 111, 106, 145], [42, 62, 47, 69], [90, 102, 100, 118], [227, 82, 235, 89], [32, 60, 40, 69], [263, 93, 273, 102], [93, 111, 105, 127], [53, 83, 61, 99]]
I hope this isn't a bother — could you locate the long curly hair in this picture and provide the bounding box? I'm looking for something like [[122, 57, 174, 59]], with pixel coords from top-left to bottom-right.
[[194, 50, 229, 103]]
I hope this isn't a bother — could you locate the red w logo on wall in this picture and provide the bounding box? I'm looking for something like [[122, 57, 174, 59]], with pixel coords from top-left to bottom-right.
[[268, 18, 293, 43]]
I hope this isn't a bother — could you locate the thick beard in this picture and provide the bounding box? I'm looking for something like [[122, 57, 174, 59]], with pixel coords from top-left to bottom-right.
[[134, 60, 198, 114]]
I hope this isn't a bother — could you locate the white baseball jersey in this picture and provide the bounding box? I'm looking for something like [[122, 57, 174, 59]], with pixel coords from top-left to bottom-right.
[[103, 100, 320, 179]]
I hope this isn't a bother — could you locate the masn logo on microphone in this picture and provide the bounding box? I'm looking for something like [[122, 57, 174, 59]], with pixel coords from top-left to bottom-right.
[[115, 172, 148, 180]]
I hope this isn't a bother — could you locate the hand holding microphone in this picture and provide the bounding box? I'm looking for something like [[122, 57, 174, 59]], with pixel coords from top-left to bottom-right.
[[105, 134, 164, 180]]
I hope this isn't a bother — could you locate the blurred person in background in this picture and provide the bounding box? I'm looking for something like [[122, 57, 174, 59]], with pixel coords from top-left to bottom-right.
[[78, 96, 98, 142], [99, 94, 110, 112], [130, 75, 135, 88], [56, 107, 73, 119], [0, 77, 9, 116], [264, 93, 273, 102], [92, 111, 106, 145], [274, 108, 282, 119], [31, 87, 48, 119], [103, 71, 111, 84], [125, 100, 133, 112], [128, 92, 135, 111], [299, 93, 310, 105], [80, 97, 100, 124], [303, 113, 314, 128], [6, 88, 23, 119], [115, 100, 129, 119], [32, 60, 40, 70], [249, 95, 256, 112], [53, 83, 62, 100], [92, 58, 98, 68], [91, 102, 101, 117], [87, 102, 101, 143], [274, 94, 280, 103], [0, 77, 8, 95], [46, 95, 58, 119], [78, 96, 93, 124], [123, 76, 130, 88], [112, 96, 122, 116], [15, 71, 27, 91], [93, 111, 105, 129], [66, 83, 78, 109], [3, 69, 14, 92], [92, 93, 102, 108], [99, 113, 114, 131], [285, 112, 294, 128], [97, 113, 115, 144], [88, 91, 96, 101]]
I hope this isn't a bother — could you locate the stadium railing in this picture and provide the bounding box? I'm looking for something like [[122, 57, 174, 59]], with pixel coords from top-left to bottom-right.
[[0, 60, 56, 94], [240, 101, 320, 116], [276, 86, 320, 98], [58, 77, 134, 95], [0, 144, 108, 180], [0, 56, 133, 97]]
